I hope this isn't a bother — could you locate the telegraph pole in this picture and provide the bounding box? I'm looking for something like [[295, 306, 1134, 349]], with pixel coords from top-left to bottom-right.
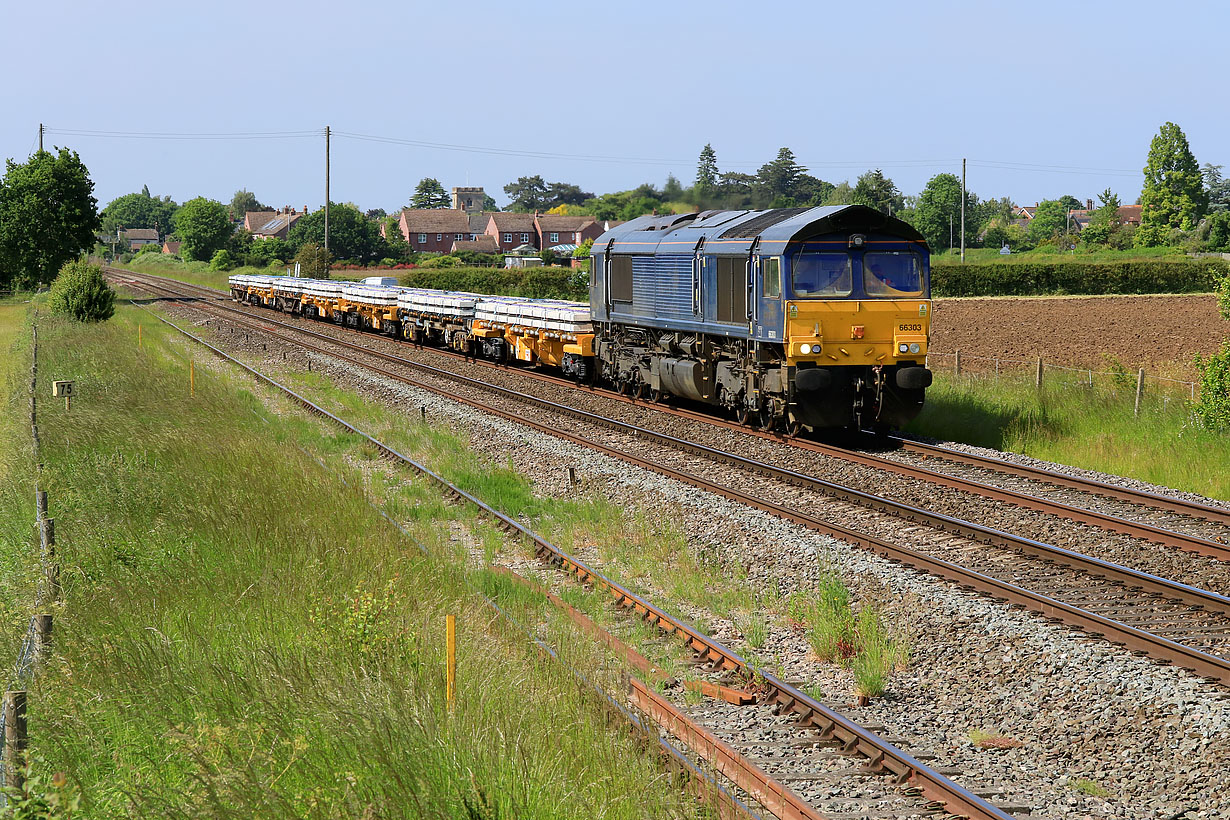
[[324, 125, 331, 270], [38, 123, 43, 152], [960, 157, 966, 264]]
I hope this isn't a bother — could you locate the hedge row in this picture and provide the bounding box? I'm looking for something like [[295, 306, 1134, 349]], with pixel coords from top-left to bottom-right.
[[931, 260, 1229, 298], [398, 266, 586, 301]]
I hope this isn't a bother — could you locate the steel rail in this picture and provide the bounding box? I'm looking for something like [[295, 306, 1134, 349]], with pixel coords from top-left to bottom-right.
[[116, 270, 1230, 563], [130, 294, 1018, 820], [127, 283, 1230, 690], [884, 433, 1230, 528], [116, 271, 1230, 552]]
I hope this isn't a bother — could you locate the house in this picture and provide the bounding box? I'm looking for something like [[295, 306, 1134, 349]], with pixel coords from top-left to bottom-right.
[[533, 214, 605, 250], [244, 210, 278, 233], [451, 187, 485, 214], [162, 240, 181, 255], [122, 228, 159, 249], [485, 212, 537, 253], [450, 236, 500, 254], [1117, 205, 1142, 227], [252, 208, 303, 241], [395, 209, 476, 253]]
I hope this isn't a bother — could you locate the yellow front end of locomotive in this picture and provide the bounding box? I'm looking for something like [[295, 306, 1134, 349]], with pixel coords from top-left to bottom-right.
[[784, 300, 931, 366]]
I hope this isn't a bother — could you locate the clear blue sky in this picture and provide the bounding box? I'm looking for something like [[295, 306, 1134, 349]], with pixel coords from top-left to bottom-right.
[[3, 0, 1225, 213]]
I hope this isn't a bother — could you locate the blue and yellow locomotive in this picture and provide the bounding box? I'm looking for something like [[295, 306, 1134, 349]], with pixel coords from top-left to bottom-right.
[[589, 204, 933, 431]]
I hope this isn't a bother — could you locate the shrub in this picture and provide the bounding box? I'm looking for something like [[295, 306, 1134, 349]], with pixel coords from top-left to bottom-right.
[[47, 259, 116, 322], [209, 249, 235, 271], [268, 259, 284, 269], [419, 254, 460, 269], [1194, 341, 1230, 431], [136, 243, 163, 255], [295, 242, 332, 278], [931, 259, 1227, 297], [380, 257, 398, 268]]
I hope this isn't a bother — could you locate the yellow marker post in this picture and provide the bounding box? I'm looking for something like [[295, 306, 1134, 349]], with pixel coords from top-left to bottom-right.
[[138, 324, 143, 349], [445, 614, 456, 709]]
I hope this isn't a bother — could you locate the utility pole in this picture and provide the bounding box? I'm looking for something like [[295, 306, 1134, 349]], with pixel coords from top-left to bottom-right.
[[324, 125, 331, 272], [38, 123, 43, 152], [960, 157, 966, 264]]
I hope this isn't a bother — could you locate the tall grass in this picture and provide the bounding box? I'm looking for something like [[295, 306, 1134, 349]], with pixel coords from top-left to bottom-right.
[[24, 304, 708, 818], [908, 371, 1230, 501]]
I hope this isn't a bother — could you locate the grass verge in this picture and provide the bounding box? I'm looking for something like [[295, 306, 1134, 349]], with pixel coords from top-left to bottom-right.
[[24, 302, 710, 818]]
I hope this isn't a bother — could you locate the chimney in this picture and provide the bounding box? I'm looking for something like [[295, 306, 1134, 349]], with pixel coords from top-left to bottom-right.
[[303, 205, 307, 215], [1086, 198, 1093, 210]]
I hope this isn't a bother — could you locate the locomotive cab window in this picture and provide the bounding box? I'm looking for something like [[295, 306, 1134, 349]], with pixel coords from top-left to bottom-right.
[[610, 255, 633, 302], [863, 252, 923, 296], [792, 252, 852, 297], [762, 257, 781, 298]]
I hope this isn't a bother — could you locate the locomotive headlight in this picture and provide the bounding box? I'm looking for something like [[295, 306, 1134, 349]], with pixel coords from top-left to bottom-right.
[[909, 343, 921, 354], [899, 343, 909, 353], [800, 343, 812, 355]]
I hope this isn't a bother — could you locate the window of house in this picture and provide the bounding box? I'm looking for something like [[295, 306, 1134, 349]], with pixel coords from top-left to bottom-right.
[[549, 232, 559, 243], [436, 234, 442, 241], [455, 233, 463, 241], [469, 233, 476, 240], [503, 233, 512, 242], [417, 234, 426, 243]]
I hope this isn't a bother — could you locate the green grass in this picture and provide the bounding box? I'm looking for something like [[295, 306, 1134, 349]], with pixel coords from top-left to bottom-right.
[[19, 302, 712, 819], [1070, 777, 1111, 798], [935, 245, 1188, 264], [907, 371, 1230, 501]]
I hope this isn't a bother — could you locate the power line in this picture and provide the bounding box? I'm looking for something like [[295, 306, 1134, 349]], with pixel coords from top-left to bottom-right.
[[969, 159, 1141, 178], [44, 127, 322, 141]]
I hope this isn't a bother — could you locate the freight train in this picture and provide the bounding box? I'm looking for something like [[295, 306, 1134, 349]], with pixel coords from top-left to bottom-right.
[[229, 204, 933, 431]]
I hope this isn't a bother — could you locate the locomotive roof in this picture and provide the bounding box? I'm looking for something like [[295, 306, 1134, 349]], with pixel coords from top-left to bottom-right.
[[593, 205, 927, 256]]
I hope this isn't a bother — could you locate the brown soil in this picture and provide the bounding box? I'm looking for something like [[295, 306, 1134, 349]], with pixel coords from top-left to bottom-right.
[[930, 294, 1227, 378]]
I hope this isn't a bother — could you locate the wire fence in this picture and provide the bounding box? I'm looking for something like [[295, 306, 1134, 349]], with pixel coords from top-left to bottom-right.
[[926, 349, 1202, 410], [2, 319, 59, 800]]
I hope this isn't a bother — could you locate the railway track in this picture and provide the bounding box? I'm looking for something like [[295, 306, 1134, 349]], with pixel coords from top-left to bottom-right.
[[131, 298, 1022, 820], [117, 271, 1230, 688], [114, 270, 1230, 560]]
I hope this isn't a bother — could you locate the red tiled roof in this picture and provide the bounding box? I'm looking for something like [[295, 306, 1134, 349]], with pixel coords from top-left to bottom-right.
[[244, 211, 278, 232], [487, 212, 535, 232], [399, 209, 472, 233], [451, 236, 500, 253], [535, 214, 595, 232]]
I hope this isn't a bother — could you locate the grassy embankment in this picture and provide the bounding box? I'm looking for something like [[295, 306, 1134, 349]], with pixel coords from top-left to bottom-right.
[[934, 246, 1193, 264], [906, 370, 1230, 501], [12, 300, 725, 818]]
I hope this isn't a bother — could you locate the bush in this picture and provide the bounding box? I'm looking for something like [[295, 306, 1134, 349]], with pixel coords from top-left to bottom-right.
[[295, 242, 332, 278], [268, 259, 284, 269], [399, 266, 585, 301], [419, 254, 460, 269], [1194, 341, 1230, 431], [209, 249, 235, 271], [136, 243, 163, 255], [380, 257, 398, 267], [931, 259, 1228, 297], [47, 259, 116, 322]]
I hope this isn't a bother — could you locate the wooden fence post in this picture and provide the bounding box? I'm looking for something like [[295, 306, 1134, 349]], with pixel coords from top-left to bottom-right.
[[1135, 369, 1145, 416], [33, 614, 52, 662], [954, 349, 961, 377], [3, 691, 27, 794], [1035, 358, 1044, 389]]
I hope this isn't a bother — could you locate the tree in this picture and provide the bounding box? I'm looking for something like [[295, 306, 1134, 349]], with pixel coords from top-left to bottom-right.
[[0, 148, 100, 289], [47, 259, 115, 322], [851, 169, 904, 215], [912, 173, 971, 251], [662, 174, 684, 202], [482, 194, 499, 212], [756, 147, 806, 204], [1082, 188, 1123, 245], [504, 176, 550, 212], [1137, 121, 1207, 246], [1027, 200, 1072, 244], [1057, 195, 1083, 213], [175, 198, 233, 261], [288, 203, 387, 263], [410, 178, 449, 210], [228, 189, 265, 220], [365, 207, 387, 220], [100, 189, 179, 240], [1203, 164, 1230, 214], [545, 182, 593, 209], [695, 144, 719, 198], [294, 242, 332, 278], [823, 181, 856, 207]]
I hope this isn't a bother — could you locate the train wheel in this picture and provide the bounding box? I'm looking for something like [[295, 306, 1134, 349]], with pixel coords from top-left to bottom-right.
[[634, 382, 649, 400], [786, 419, 803, 437], [758, 410, 777, 433], [735, 405, 751, 426], [649, 388, 664, 404]]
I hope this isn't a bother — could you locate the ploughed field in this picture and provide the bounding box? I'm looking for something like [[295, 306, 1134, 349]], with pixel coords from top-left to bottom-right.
[[931, 293, 1225, 377]]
